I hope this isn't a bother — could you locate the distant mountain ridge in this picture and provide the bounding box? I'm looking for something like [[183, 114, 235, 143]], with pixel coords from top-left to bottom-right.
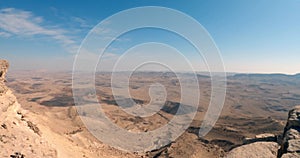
[[233, 73, 300, 78]]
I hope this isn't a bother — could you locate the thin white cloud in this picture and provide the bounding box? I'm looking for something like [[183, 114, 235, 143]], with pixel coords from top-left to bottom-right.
[[71, 16, 92, 28], [93, 26, 112, 35], [0, 8, 77, 53], [0, 31, 11, 37]]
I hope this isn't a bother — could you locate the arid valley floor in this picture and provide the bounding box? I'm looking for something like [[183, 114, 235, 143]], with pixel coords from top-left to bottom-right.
[[2, 69, 300, 157]]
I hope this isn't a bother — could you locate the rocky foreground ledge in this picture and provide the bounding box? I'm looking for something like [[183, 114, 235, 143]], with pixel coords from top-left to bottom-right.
[[278, 106, 300, 157], [0, 60, 57, 157], [226, 106, 300, 158]]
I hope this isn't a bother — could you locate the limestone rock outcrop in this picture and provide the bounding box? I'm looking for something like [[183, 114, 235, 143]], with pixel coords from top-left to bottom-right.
[[226, 142, 279, 158], [0, 60, 57, 157], [0, 60, 9, 94], [279, 106, 300, 157], [226, 106, 300, 158], [0, 59, 9, 81]]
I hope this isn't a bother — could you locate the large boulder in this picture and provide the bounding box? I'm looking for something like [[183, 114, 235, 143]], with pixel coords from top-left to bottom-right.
[[225, 142, 279, 158]]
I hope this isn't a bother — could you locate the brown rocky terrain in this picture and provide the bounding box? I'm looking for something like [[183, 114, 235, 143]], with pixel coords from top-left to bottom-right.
[[0, 61, 224, 157], [0, 60, 137, 158], [1, 59, 300, 157], [0, 60, 56, 157], [226, 106, 300, 158]]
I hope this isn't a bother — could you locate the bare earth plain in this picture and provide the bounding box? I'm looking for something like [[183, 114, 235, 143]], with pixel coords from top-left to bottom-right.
[[5, 70, 300, 158]]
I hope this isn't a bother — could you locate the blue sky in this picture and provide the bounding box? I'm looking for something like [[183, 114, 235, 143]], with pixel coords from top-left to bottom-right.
[[0, 0, 299, 74]]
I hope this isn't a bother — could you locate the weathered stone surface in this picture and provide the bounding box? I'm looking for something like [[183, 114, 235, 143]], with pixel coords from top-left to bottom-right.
[[281, 152, 300, 158], [255, 133, 276, 139], [285, 128, 300, 140], [225, 142, 279, 158], [0, 60, 57, 157], [0, 60, 9, 81], [0, 60, 9, 95], [285, 106, 300, 130], [286, 139, 300, 153], [227, 106, 300, 158], [242, 133, 277, 145], [279, 106, 300, 157]]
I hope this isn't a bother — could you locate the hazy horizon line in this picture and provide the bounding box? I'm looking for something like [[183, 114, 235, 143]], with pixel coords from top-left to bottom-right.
[[7, 69, 300, 76]]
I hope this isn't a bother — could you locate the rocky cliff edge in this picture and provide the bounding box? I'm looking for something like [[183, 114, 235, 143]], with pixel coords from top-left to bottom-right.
[[226, 106, 300, 158], [0, 60, 57, 157]]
